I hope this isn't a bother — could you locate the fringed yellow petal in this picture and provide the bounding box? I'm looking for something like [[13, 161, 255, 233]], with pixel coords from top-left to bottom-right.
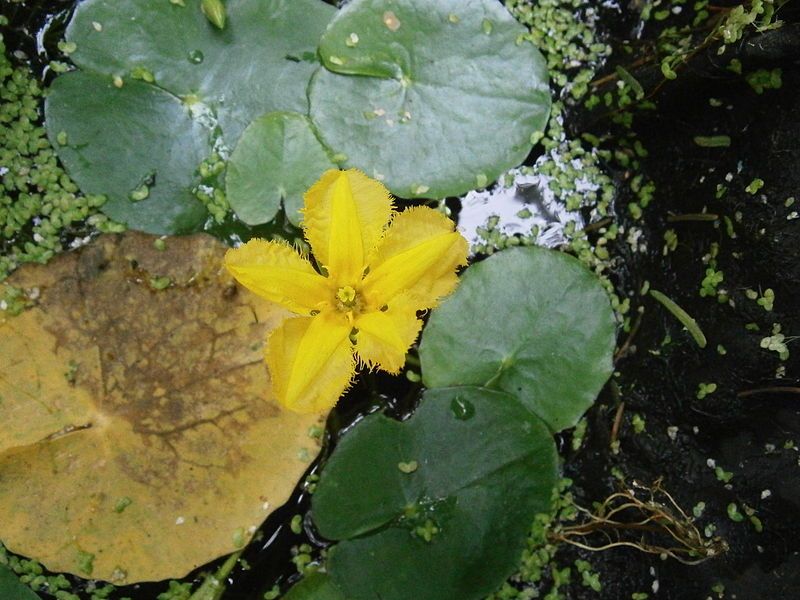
[[361, 206, 468, 310], [225, 239, 331, 315], [302, 169, 394, 285], [354, 297, 422, 374], [266, 312, 355, 413]]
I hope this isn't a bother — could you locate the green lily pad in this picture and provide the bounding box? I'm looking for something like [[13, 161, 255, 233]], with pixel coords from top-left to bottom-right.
[[226, 112, 336, 226], [0, 566, 41, 600], [283, 572, 346, 600], [419, 247, 616, 432], [312, 386, 557, 600], [45, 72, 210, 234], [46, 0, 335, 234], [309, 0, 550, 199]]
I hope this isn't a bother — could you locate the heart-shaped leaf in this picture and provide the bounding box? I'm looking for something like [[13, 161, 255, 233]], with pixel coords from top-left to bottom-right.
[[309, 0, 550, 198], [283, 572, 346, 600], [46, 0, 335, 234], [312, 386, 558, 600], [45, 72, 211, 235], [0, 566, 41, 600], [419, 246, 616, 432], [226, 112, 336, 226]]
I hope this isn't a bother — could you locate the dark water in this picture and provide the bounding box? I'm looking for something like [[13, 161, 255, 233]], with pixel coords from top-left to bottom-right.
[[558, 12, 800, 599]]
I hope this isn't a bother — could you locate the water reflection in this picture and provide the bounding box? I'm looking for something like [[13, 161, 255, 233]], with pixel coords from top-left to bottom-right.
[[457, 167, 586, 251]]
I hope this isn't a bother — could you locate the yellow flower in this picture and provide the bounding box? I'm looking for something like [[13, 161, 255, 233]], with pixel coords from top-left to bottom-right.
[[225, 169, 468, 413]]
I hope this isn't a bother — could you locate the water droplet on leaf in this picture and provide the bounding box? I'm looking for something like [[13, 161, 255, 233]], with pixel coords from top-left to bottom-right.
[[188, 50, 204, 64], [450, 396, 475, 420]]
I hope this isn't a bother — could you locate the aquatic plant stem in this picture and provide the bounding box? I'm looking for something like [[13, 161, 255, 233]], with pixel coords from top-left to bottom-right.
[[649, 289, 707, 348], [189, 550, 243, 600]]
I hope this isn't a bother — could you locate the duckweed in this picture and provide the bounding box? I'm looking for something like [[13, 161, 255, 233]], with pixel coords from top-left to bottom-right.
[[0, 34, 122, 282], [575, 559, 601, 592], [413, 519, 440, 543], [726, 503, 744, 522], [1, 283, 35, 316], [714, 466, 733, 483], [745, 178, 764, 195], [507, 0, 611, 92], [693, 502, 706, 518], [663, 229, 678, 254], [696, 382, 717, 400], [157, 582, 192, 600], [290, 515, 303, 535], [194, 153, 230, 224], [76, 551, 94, 576], [699, 267, 724, 299], [397, 461, 419, 474], [290, 544, 316, 575], [113, 497, 133, 514], [631, 413, 646, 434], [753, 288, 775, 311], [760, 324, 790, 360], [148, 276, 172, 290], [745, 68, 782, 94]]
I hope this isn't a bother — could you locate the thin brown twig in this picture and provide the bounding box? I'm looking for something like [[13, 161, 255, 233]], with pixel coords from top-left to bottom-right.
[[590, 57, 651, 88], [610, 401, 626, 446], [582, 217, 614, 234], [615, 310, 645, 362], [667, 213, 720, 222], [737, 386, 800, 398]]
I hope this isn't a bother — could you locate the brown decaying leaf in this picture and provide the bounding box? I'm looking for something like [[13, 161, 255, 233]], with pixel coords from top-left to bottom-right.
[[0, 232, 324, 583]]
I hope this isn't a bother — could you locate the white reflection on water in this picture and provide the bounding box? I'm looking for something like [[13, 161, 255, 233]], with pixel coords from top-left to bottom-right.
[[457, 167, 586, 251]]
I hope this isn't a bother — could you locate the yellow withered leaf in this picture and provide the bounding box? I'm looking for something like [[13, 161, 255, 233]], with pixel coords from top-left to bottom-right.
[[0, 232, 324, 583]]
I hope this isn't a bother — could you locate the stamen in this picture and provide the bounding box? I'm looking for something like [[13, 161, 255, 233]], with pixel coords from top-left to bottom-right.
[[336, 285, 357, 306]]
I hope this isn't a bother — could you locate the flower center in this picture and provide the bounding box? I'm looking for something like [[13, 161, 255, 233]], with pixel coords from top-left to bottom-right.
[[335, 285, 358, 310]]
